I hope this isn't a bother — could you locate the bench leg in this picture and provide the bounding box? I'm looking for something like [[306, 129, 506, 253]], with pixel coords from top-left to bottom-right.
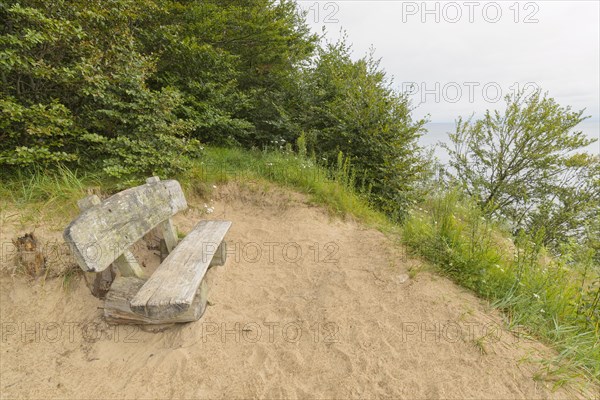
[[160, 219, 178, 253], [209, 242, 227, 267], [159, 239, 169, 262], [83, 267, 116, 298], [104, 277, 208, 325], [113, 250, 146, 279]]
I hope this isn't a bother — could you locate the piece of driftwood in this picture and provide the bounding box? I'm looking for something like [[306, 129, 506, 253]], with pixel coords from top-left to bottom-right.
[[130, 220, 232, 319], [104, 277, 208, 324], [12, 233, 46, 277], [63, 179, 187, 273]]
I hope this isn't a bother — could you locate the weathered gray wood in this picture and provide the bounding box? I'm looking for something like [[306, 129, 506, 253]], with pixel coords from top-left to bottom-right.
[[147, 177, 179, 255], [66, 177, 230, 324], [104, 277, 208, 324], [209, 242, 227, 267], [159, 218, 178, 253], [77, 194, 101, 210], [77, 195, 117, 297], [130, 220, 232, 319], [76, 195, 145, 279], [113, 251, 146, 279], [159, 239, 169, 262], [64, 180, 187, 272]]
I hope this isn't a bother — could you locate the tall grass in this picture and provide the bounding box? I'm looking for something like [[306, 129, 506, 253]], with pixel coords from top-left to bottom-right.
[[182, 146, 389, 227], [0, 148, 387, 226], [403, 189, 600, 385], [0, 166, 99, 220]]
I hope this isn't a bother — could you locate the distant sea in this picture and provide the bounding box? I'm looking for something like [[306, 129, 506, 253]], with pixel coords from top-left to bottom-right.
[[422, 120, 600, 164]]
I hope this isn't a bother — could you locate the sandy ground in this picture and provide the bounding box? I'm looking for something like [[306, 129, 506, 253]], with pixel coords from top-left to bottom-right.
[[0, 183, 596, 399]]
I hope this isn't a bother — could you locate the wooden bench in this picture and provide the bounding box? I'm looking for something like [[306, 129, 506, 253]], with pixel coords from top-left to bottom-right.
[[63, 177, 231, 325]]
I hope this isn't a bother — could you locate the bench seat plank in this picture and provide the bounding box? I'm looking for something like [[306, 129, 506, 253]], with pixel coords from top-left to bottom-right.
[[130, 220, 232, 319]]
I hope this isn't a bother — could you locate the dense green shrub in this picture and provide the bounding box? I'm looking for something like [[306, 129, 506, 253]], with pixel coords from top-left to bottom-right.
[[0, 0, 197, 180], [135, 0, 317, 147], [300, 41, 427, 219]]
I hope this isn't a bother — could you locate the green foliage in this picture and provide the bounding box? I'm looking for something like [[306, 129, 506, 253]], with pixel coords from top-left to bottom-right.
[[0, 0, 426, 221], [0, 98, 78, 165], [300, 40, 427, 219], [0, 0, 197, 179], [214, 0, 317, 146], [135, 0, 317, 147], [135, 1, 253, 145], [404, 189, 600, 382], [443, 90, 599, 250], [0, 165, 97, 220]]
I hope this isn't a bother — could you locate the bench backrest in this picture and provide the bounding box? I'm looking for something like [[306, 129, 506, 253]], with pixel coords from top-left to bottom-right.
[[63, 179, 187, 273]]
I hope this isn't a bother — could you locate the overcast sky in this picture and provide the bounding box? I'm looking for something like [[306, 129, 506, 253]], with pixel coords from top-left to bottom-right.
[[298, 0, 600, 129]]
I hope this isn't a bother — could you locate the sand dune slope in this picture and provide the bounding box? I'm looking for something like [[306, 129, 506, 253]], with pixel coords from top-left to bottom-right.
[[0, 184, 591, 399]]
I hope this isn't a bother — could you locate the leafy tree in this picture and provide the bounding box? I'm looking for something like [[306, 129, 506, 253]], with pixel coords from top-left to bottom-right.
[[444, 90, 599, 248], [135, 0, 317, 147], [134, 0, 252, 145], [215, 0, 317, 147], [300, 40, 427, 219]]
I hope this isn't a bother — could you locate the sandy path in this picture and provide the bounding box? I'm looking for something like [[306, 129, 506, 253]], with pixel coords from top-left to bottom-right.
[[0, 183, 593, 399]]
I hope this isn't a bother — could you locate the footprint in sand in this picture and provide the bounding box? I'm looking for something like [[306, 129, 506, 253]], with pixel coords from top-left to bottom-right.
[[248, 344, 268, 367], [322, 347, 354, 376]]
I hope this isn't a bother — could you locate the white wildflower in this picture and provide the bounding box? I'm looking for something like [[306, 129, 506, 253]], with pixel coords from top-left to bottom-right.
[[533, 293, 540, 299]]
